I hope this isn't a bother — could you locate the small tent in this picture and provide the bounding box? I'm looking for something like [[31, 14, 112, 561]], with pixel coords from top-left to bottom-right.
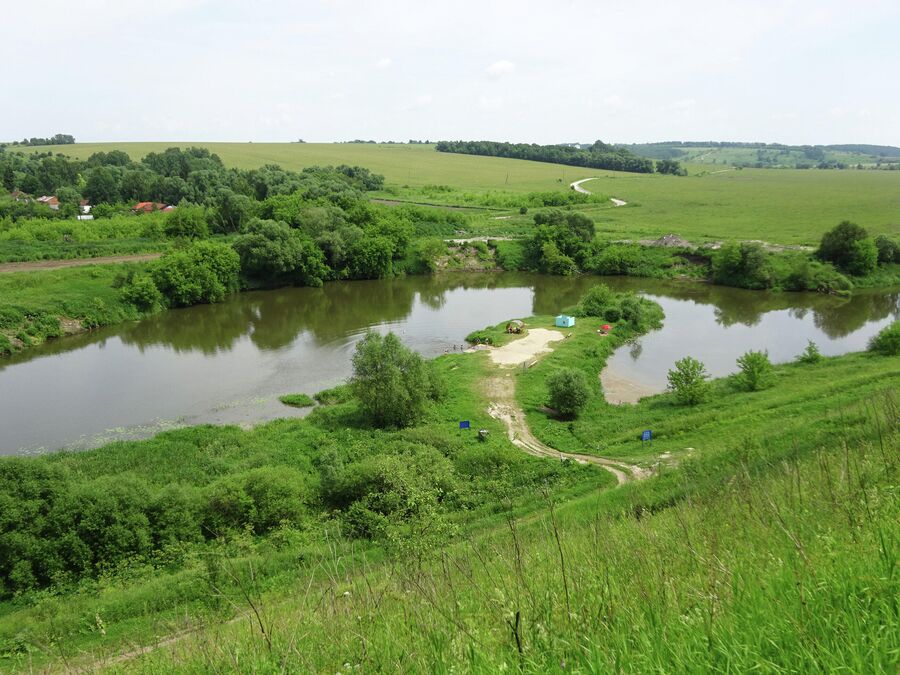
[[555, 315, 575, 328]]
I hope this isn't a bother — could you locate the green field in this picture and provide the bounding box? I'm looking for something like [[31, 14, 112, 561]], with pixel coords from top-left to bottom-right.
[[22, 142, 900, 244]]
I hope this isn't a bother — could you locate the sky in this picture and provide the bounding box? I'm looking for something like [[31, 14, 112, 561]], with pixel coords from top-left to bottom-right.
[[3, 0, 900, 145]]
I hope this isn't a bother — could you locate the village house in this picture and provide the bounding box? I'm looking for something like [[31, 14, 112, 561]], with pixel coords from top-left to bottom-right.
[[37, 195, 60, 210], [132, 201, 174, 213], [10, 189, 31, 203]]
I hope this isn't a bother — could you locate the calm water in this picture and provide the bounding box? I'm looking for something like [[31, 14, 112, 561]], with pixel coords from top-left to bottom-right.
[[0, 273, 896, 454]]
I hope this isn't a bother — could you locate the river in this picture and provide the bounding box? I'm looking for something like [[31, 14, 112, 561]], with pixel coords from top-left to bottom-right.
[[0, 273, 896, 454]]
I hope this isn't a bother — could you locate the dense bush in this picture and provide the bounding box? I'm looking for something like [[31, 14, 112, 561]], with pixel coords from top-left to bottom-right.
[[796, 340, 822, 364], [712, 243, 772, 289], [576, 284, 664, 331], [546, 368, 591, 418], [233, 218, 329, 287], [874, 235, 899, 264], [735, 350, 775, 391], [163, 203, 210, 240], [816, 221, 878, 275], [667, 356, 711, 405], [781, 258, 852, 293], [351, 332, 432, 428], [148, 241, 241, 307], [868, 320, 900, 356]]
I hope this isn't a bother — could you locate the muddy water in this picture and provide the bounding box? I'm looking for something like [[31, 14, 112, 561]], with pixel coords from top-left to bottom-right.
[[0, 273, 896, 454]]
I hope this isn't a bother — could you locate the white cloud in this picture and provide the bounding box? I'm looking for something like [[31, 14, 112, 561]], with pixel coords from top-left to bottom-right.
[[485, 60, 516, 77], [376, 57, 393, 69]]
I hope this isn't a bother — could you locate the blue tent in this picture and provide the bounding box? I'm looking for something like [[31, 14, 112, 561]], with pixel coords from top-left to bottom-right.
[[555, 315, 575, 328]]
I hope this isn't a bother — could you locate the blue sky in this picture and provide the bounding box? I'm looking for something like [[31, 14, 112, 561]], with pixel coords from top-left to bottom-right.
[[3, 0, 899, 145]]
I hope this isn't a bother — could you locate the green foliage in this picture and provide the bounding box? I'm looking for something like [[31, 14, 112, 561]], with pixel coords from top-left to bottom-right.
[[867, 320, 900, 356], [233, 218, 329, 287], [202, 467, 308, 536], [874, 235, 899, 264], [465, 329, 494, 345], [348, 236, 394, 279], [150, 241, 240, 307], [816, 221, 878, 275], [575, 283, 664, 331], [780, 257, 852, 293], [546, 368, 591, 418], [735, 350, 775, 391], [163, 203, 210, 240], [351, 332, 431, 428], [712, 242, 772, 289], [667, 356, 711, 405], [120, 272, 164, 311], [313, 385, 354, 405], [279, 393, 315, 407], [796, 340, 822, 364]]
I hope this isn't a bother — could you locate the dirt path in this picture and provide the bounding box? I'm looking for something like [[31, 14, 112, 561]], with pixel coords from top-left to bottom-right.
[[0, 253, 162, 274], [482, 329, 650, 484], [569, 177, 627, 206]]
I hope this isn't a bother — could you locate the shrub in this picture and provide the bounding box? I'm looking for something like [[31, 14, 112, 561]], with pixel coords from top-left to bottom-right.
[[314, 384, 353, 405], [120, 272, 164, 311], [351, 332, 430, 428], [667, 356, 711, 405], [202, 467, 307, 536], [816, 221, 877, 275], [735, 350, 775, 391], [796, 340, 822, 364], [868, 320, 900, 356], [577, 284, 618, 318], [466, 330, 494, 345], [150, 240, 240, 307], [163, 203, 209, 240], [782, 259, 852, 293], [874, 235, 899, 264], [546, 368, 591, 418], [233, 218, 329, 287], [712, 243, 773, 289]]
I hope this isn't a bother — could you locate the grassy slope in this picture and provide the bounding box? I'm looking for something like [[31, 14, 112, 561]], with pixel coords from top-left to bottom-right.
[[78, 352, 900, 672], [515, 316, 900, 466], [23, 143, 900, 244]]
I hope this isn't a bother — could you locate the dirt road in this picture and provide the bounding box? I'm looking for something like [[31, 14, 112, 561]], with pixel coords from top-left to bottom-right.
[[569, 177, 627, 206], [0, 253, 162, 274]]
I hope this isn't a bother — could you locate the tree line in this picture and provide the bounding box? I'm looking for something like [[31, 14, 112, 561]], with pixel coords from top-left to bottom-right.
[[435, 140, 659, 174], [2, 134, 75, 147]]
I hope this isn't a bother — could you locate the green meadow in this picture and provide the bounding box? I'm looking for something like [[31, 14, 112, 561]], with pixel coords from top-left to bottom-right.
[[22, 142, 900, 244]]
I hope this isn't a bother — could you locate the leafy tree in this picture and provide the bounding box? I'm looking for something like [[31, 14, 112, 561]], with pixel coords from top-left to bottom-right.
[[348, 236, 394, 279], [150, 241, 240, 307], [656, 159, 687, 175], [816, 221, 876, 275], [213, 189, 255, 233], [874, 235, 899, 264], [233, 218, 329, 287], [712, 243, 773, 289], [735, 350, 774, 391], [83, 166, 121, 204], [351, 332, 430, 428], [796, 340, 822, 364], [868, 320, 900, 356], [2, 165, 15, 190], [546, 368, 591, 418], [667, 356, 711, 405], [120, 273, 164, 311], [163, 203, 209, 240]]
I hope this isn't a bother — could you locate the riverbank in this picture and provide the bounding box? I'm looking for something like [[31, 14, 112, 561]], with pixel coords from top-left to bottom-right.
[[1, 302, 896, 670]]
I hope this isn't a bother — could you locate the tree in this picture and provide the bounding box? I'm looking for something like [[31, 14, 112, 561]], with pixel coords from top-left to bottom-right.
[[667, 356, 711, 405], [712, 243, 773, 289], [83, 166, 121, 204], [213, 189, 255, 233], [351, 332, 430, 428], [796, 340, 822, 364], [874, 235, 899, 264], [868, 320, 900, 356], [656, 159, 686, 176], [163, 203, 209, 240], [348, 236, 394, 279], [2, 165, 14, 191], [846, 238, 878, 276], [150, 241, 240, 307], [546, 368, 591, 418], [735, 350, 774, 391], [232, 218, 329, 287], [816, 221, 873, 274]]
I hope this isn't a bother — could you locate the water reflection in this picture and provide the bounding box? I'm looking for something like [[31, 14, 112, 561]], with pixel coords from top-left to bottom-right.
[[0, 273, 896, 455]]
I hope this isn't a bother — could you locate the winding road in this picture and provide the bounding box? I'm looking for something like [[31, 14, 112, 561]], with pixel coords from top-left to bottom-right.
[[570, 177, 627, 206]]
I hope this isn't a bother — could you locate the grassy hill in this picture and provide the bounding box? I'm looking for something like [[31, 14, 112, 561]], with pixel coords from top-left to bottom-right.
[[17, 142, 900, 244]]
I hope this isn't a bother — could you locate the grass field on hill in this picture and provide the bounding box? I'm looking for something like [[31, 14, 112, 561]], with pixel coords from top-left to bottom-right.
[[22, 142, 900, 244]]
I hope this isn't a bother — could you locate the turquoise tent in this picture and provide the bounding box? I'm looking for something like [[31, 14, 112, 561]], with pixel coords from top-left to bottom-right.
[[555, 315, 575, 328]]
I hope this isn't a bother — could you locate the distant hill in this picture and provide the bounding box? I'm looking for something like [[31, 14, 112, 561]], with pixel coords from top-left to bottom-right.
[[616, 141, 900, 169]]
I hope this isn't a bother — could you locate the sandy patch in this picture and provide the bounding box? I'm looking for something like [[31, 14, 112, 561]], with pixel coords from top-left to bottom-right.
[[489, 328, 565, 367], [600, 368, 661, 405]]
